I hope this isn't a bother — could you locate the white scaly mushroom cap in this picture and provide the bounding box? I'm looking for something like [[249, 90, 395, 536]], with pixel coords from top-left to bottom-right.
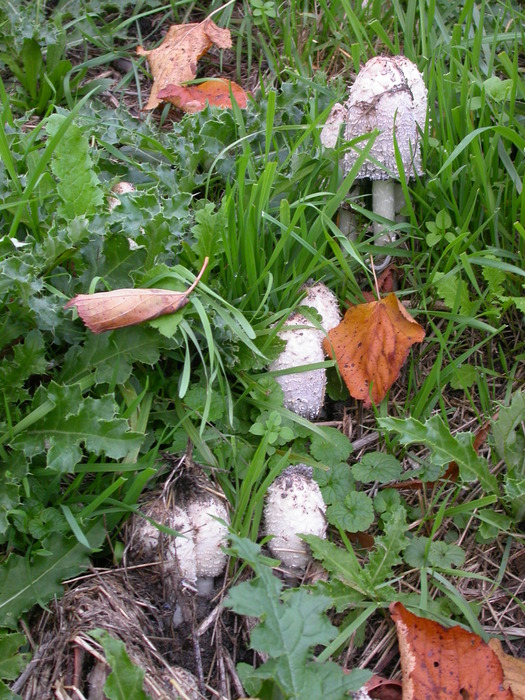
[[302, 282, 342, 333], [108, 181, 136, 211], [344, 55, 427, 180], [186, 494, 230, 578], [130, 502, 198, 583], [321, 56, 427, 180], [269, 282, 341, 420], [264, 465, 327, 569]]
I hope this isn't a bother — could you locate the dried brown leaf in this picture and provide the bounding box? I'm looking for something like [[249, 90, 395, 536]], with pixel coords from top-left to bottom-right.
[[323, 293, 425, 407], [157, 79, 247, 113], [65, 259, 208, 333], [137, 19, 232, 110], [390, 602, 513, 700], [489, 638, 525, 700]]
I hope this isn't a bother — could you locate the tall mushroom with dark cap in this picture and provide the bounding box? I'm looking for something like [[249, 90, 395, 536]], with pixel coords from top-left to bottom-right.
[[321, 55, 427, 262]]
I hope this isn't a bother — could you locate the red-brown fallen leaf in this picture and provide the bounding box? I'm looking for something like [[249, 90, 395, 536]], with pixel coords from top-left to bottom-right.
[[364, 674, 402, 700], [390, 602, 513, 700], [65, 259, 208, 333], [137, 19, 232, 110], [489, 639, 525, 700], [157, 79, 247, 113], [323, 293, 425, 407]]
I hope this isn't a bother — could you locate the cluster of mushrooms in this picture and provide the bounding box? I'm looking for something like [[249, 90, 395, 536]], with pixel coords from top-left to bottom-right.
[[128, 54, 427, 581]]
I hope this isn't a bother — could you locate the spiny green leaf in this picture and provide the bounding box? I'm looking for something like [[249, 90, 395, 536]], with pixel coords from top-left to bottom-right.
[[89, 630, 151, 700], [45, 113, 104, 220], [433, 272, 475, 315], [492, 391, 525, 472], [60, 326, 168, 386], [225, 535, 367, 699], [0, 521, 105, 629], [191, 200, 227, 271], [11, 382, 143, 472], [365, 506, 408, 585], [378, 415, 498, 493], [0, 330, 47, 401], [0, 481, 20, 540], [303, 536, 367, 596]]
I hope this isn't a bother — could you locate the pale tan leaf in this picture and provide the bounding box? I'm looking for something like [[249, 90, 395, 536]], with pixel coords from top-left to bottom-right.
[[65, 259, 208, 333], [489, 638, 525, 700]]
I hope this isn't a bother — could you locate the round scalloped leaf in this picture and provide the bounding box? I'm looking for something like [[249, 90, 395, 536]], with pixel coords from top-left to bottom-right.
[[326, 491, 374, 532]]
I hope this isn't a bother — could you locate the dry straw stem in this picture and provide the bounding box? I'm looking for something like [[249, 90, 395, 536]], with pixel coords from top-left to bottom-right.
[[14, 570, 204, 700]]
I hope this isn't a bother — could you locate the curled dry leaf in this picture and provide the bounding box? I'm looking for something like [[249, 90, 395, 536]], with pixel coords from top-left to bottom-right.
[[390, 602, 513, 700], [323, 293, 425, 407], [489, 638, 525, 700], [157, 79, 248, 113], [65, 258, 208, 333], [137, 19, 232, 110]]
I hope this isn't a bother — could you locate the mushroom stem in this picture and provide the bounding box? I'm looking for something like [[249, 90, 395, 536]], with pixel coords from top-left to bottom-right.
[[372, 178, 396, 246]]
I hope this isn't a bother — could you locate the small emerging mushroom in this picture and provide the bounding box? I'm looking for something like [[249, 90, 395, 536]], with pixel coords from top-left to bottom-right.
[[264, 464, 327, 570], [127, 467, 230, 601], [321, 55, 427, 262], [108, 180, 136, 211], [269, 281, 341, 420]]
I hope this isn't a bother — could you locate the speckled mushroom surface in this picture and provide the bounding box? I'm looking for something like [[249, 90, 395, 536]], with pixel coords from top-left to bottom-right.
[[269, 282, 341, 420], [321, 55, 427, 180], [264, 464, 327, 570]]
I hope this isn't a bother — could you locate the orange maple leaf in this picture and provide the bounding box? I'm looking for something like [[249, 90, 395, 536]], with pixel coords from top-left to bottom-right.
[[157, 79, 247, 113], [137, 19, 232, 110], [65, 259, 208, 333], [390, 602, 513, 700], [323, 293, 425, 407]]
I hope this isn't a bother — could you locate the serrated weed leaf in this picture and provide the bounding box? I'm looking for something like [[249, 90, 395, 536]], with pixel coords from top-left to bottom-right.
[[379, 415, 498, 493], [225, 534, 365, 698], [492, 390, 525, 472], [306, 506, 408, 600], [45, 113, 104, 220], [0, 522, 105, 629], [365, 506, 408, 585], [12, 382, 143, 472]]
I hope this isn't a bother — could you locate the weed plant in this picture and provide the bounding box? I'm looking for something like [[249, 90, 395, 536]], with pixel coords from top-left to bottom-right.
[[0, 0, 524, 696]]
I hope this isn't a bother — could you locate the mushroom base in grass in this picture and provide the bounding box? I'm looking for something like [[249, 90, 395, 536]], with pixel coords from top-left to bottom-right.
[[321, 55, 428, 265]]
